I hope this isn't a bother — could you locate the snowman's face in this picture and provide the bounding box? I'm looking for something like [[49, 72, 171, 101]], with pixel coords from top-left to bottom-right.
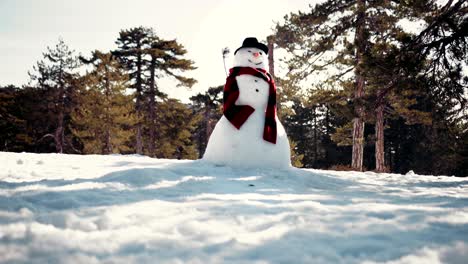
[[233, 47, 267, 69]]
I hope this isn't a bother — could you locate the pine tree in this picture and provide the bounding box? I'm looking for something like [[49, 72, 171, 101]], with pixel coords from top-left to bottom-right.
[[144, 31, 196, 157], [17, 86, 57, 152], [0, 85, 70, 153], [370, 0, 467, 172], [190, 86, 223, 157], [114, 27, 150, 154], [152, 99, 199, 159], [114, 27, 196, 157], [275, 0, 467, 172], [283, 87, 351, 169], [0, 85, 28, 151], [275, 0, 374, 171], [28, 39, 80, 153], [72, 51, 137, 154]]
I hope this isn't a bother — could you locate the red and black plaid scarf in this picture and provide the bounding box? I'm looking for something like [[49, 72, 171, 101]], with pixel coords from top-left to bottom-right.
[[223, 67, 277, 144]]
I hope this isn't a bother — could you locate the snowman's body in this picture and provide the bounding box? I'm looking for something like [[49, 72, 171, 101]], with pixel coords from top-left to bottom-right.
[[203, 44, 291, 169]]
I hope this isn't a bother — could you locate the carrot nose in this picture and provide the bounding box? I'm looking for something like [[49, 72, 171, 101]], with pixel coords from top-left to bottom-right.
[[253, 52, 260, 57]]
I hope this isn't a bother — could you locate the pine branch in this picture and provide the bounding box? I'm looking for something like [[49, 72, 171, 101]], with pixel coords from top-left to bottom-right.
[[376, 0, 467, 106]]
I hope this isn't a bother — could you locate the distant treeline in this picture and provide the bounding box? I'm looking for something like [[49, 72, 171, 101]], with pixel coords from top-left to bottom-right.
[[1, 0, 467, 176]]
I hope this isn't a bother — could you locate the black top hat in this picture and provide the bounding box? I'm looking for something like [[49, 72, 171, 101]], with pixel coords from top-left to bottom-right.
[[234, 37, 269, 55]]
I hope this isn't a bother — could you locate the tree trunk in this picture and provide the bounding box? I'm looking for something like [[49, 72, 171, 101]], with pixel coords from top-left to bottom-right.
[[324, 107, 330, 162], [352, 116, 365, 170], [351, 0, 367, 171], [104, 129, 112, 154], [136, 126, 143, 154], [375, 103, 385, 172], [55, 81, 65, 153], [103, 71, 112, 154], [205, 109, 211, 146], [55, 113, 64, 153], [135, 43, 144, 154], [267, 35, 275, 79], [389, 145, 393, 171], [147, 57, 157, 157], [267, 35, 280, 115], [313, 107, 318, 167]]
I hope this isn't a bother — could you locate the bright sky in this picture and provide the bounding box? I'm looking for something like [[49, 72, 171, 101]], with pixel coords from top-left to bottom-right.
[[0, 0, 315, 102]]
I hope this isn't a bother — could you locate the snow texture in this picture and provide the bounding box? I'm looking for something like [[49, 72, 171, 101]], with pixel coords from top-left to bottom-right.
[[203, 47, 291, 168], [0, 152, 467, 264]]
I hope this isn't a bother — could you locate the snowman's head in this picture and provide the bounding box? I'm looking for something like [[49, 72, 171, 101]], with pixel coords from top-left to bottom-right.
[[232, 38, 268, 70], [233, 47, 267, 69]]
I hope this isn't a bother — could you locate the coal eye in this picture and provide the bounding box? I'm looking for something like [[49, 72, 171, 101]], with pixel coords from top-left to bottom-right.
[[248, 50, 251, 53], [254, 80, 258, 82], [259, 52, 263, 55]]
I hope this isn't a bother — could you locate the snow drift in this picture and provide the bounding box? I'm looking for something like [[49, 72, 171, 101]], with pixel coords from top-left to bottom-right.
[[0, 152, 467, 263]]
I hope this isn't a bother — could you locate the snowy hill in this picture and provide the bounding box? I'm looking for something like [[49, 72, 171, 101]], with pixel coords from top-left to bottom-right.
[[0, 152, 467, 264]]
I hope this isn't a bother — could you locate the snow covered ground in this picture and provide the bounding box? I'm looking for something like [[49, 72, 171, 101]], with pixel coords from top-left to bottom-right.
[[0, 152, 467, 264]]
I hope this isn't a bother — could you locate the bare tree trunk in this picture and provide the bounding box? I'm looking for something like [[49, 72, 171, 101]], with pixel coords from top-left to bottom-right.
[[352, 116, 365, 170], [324, 107, 331, 162], [103, 71, 112, 154], [267, 35, 281, 115], [135, 126, 143, 154], [55, 81, 65, 153], [375, 103, 385, 172], [205, 109, 211, 146], [104, 129, 112, 154], [55, 113, 64, 153], [147, 58, 157, 157], [135, 44, 144, 154], [267, 35, 275, 79], [351, 0, 367, 171], [313, 107, 318, 167]]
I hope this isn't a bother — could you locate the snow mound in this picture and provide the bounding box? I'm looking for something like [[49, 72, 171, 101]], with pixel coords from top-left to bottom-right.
[[0, 152, 467, 264]]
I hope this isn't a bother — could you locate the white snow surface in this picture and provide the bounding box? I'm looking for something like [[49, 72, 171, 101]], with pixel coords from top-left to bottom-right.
[[0, 152, 467, 264]]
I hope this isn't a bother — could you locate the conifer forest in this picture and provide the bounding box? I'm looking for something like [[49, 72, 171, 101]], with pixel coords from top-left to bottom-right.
[[1, 1, 467, 176]]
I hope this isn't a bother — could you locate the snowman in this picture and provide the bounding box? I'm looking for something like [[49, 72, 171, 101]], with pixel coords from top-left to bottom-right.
[[203, 37, 291, 169]]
